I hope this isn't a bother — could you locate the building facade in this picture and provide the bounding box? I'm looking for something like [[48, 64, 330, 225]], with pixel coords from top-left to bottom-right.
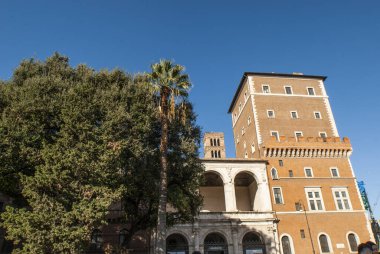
[[228, 72, 374, 253]]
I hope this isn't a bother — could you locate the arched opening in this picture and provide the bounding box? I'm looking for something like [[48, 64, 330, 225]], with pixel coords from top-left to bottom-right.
[[271, 168, 278, 180], [281, 235, 293, 254], [200, 172, 225, 212], [347, 233, 358, 252], [234, 172, 257, 211], [242, 232, 266, 254], [166, 233, 189, 254], [204, 233, 228, 254], [318, 234, 331, 253]]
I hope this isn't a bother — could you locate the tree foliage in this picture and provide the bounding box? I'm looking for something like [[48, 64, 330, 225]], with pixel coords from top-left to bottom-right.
[[0, 53, 203, 253]]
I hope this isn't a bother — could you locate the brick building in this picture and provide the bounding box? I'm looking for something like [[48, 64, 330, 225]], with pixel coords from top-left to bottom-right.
[[228, 72, 374, 253]]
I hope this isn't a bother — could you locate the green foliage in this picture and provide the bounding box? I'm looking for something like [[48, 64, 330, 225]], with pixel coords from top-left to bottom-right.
[[0, 53, 204, 253]]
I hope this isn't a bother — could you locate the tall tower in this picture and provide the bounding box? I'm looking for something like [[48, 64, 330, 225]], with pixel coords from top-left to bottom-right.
[[228, 72, 374, 253], [203, 132, 226, 159]]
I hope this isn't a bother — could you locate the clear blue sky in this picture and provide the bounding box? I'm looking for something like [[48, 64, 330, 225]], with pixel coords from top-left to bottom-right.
[[1, 1, 379, 218]]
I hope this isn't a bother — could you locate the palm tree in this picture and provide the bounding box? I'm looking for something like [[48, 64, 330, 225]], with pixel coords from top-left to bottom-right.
[[149, 60, 191, 254]]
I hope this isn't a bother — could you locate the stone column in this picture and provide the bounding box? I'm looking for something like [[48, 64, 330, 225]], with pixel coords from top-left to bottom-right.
[[224, 182, 237, 211], [232, 226, 239, 254], [193, 223, 200, 252]]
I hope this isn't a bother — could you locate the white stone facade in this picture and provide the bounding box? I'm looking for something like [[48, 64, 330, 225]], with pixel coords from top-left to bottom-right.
[[167, 159, 280, 254]]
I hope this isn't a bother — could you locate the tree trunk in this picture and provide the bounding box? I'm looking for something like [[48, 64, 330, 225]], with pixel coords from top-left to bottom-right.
[[155, 88, 169, 254]]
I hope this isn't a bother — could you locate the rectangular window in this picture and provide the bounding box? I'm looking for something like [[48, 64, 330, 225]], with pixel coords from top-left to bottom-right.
[[332, 188, 352, 210], [285, 86, 293, 95], [289, 170, 294, 177], [319, 132, 327, 141], [295, 131, 303, 141], [279, 160, 284, 167], [271, 131, 279, 141], [330, 168, 339, 177], [305, 188, 325, 211], [247, 116, 251, 125], [300, 229, 306, 239], [262, 85, 271, 93], [295, 202, 302, 211], [304, 168, 313, 177], [267, 110, 275, 118], [314, 111, 322, 119], [273, 187, 284, 204], [291, 111, 298, 119], [307, 87, 315, 95]]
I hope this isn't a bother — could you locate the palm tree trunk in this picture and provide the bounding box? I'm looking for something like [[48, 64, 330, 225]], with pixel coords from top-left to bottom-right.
[[156, 87, 169, 254]]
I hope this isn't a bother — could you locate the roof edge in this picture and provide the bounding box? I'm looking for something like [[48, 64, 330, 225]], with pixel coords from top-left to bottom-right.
[[228, 72, 327, 113]]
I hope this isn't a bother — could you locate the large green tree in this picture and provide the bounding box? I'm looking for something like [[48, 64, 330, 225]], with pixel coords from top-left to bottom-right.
[[0, 54, 203, 254]]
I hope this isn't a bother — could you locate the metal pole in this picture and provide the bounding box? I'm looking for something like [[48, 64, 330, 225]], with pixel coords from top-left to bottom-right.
[[301, 202, 316, 254]]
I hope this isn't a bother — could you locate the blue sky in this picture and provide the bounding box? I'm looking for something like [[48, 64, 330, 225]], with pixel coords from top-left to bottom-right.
[[1, 1, 379, 218]]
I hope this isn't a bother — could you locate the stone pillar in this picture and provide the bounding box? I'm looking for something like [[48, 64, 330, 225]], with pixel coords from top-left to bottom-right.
[[232, 226, 239, 254], [224, 182, 237, 211], [193, 222, 200, 252]]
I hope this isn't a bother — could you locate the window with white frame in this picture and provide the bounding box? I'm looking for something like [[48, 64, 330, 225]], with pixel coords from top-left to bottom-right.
[[267, 110, 275, 118], [318, 234, 332, 253], [273, 187, 283, 204], [314, 111, 322, 119], [330, 168, 339, 177], [332, 188, 352, 210], [307, 87, 315, 95], [239, 103, 242, 112], [347, 233, 359, 252], [285, 86, 293, 95], [290, 111, 298, 119], [281, 235, 294, 254], [247, 116, 251, 125], [304, 168, 313, 177], [319, 132, 327, 140], [271, 131, 279, 141], [262, 85, 271, 93], [305, 187, 324, 211], [295, 131, 303, 140], [234, 113, 237, 123], [271, 168, 279, 180]]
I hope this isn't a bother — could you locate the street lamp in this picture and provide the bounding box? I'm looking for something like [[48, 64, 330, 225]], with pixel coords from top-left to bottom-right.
[[298, 200, 316, 254]]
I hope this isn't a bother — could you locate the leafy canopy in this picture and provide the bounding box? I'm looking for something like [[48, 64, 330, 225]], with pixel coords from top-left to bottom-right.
[[0, 53, 204, 253]]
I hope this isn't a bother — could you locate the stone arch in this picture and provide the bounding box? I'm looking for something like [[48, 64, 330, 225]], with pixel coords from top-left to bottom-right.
[[241, 231, 266, 254], [200, 171, 226, 212], [203, 232, 229, 254], [166, 233, 189, 254], [234, 171, 258, 211]]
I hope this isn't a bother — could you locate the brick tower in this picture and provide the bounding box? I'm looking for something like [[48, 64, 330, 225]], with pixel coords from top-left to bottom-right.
[[228, 72, 374, 253]]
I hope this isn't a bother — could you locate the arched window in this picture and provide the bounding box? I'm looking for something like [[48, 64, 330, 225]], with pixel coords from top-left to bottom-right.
[[210, 138, 213, 146], [271, 168, 278, 180], [319, 234, 331, 253], [348, 233, 358, 252], [243, 232, 265, 254], [281, 235, 293, 254], [204, 233, 228, 254], [91, 229, 103, 249], [211, 151, 214, 158], [218, 151, 221, 158], [217, 139, 220, 146], [200, 172, 226, 211], [119, 229, 128, 246], [166, 233, 189, 254]]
